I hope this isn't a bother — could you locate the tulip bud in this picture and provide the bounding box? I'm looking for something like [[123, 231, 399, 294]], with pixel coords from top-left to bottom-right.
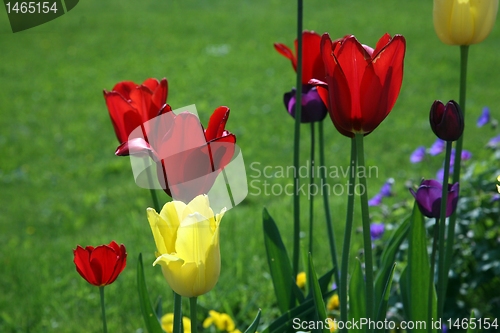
[[429, 100, 464, 141], [409, 179, 460, 218], [433, 0, 499, 45]]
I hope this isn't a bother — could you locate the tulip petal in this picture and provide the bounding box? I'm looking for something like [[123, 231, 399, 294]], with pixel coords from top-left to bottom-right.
[[301, 31, 324, 83], [175, 212, 214, 264], [473, 0, 499, 44], [273, 43, 297, 71], [104, 91, 142, 143], [112, 81, 137, 100], [147, 207, 172, 255], [89, 245, 119, 286], [205, 106, 230, 142], [74, 246, 98, 285], [150, 78, 169, 117]]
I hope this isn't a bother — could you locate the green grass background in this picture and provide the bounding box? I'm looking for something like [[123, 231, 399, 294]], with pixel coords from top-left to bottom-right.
[[0, 0, 499, 331]]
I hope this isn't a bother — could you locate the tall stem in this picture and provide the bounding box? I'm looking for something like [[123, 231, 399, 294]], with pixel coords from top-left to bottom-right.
[[190, 297, 198, 333], [308, 122, 316, 255], [319, 121, 340, 286], [437, 141, 453, 321], [172, 292, 183, 333], [428, 218, 439, 333], [292, 0, 303, 276], [444, 45, 469, 286], [354, 133, 374, 320], [99, 286, 108, 333], [339, 137, 356, 332]]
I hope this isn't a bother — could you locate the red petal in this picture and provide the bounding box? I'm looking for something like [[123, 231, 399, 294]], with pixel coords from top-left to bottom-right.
[[129, 86, 154, 122], [301, 31, 324, 83], [106, 243, 127, 285], [274, 42, 297, 72], [372, 33, 392, 59], [111, 81, 137, 100], [89, 245, 121, 286], [151, 78, 169, 116], [73, 246, 98, 286], [115, 138, 155, 157], [205, 106, 230, 142], [142, 78, 159, 91]]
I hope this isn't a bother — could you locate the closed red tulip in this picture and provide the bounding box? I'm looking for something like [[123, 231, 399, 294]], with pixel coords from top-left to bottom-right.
[[313, 33, 406, 137], [104, 78, 168, 146], [73, 241, 127, 287], [429, 100, 464, 141]]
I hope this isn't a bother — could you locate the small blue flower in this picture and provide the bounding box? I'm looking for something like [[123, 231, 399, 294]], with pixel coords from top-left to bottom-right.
[[428, 138, 445, 156], [368, 193, 383, 206], [379, 178, 394, 197], [477, 106, 491, 127], [487, 134, 500, 148], [410, 146, 426, 163]]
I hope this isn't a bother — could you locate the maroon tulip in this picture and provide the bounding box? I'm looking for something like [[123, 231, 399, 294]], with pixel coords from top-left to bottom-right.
[[104, 78, 168, 147], [73, 241, 127, 287], [429, 100, 464, 141], [120, 106, 236, 202], [409, 179, 459, 218]]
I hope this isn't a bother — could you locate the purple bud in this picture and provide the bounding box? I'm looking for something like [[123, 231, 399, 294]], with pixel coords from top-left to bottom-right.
[[429, 100, 464, 141], [284, 84, 328, 123], [409, 179, 460, 218], [410, 146, 426, 163]]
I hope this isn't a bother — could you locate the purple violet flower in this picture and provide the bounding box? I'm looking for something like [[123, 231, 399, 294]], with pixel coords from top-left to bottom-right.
[[368, 193, 383, 207], [370, 223, 385, 240], [410, 146, 426, 163], [380, 178, 394, 197], [487, 134, 500, 148], [429, 138, 445, 156], [477, 107, 491, 127]]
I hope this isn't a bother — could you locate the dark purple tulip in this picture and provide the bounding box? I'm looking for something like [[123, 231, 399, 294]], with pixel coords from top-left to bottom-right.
[[487, 134, 500, 148], [409, 179, 459, 218], [284, 84, 328, 123], [429, 138, 445, 156], [429, 100, 464, 141], [368, 193, 383, 206], [477, 107, 490, 127], [370, 223, 385, 240], [410, 146, 426, 163]]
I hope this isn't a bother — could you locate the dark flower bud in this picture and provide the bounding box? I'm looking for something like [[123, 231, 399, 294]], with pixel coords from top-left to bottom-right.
[[429, 100, 464, 141], [409, 179, 459, 218]]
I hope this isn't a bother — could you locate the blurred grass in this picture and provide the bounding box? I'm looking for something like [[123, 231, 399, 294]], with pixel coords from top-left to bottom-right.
[[0, 0, 499, 331]]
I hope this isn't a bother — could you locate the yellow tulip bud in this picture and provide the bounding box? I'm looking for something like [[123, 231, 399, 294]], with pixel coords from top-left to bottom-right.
[[433, 0, 499, 45], [147, 195, 226, 297]]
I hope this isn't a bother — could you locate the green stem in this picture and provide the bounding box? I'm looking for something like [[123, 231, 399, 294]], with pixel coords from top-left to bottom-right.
[[308, 122, 316, 255], [339, 137, 356, 332], [437, 141, 453, 321], [143, 158, 161, 212], [99, 286, 108, 333], [319, 121, 340, 286], [173, 292, 183, 333], [190, 297, 198, 333], [354, 133, 374, 320], [292, 0, 303, 276], [428, 218, 439, 333], [444, 45, 469, 291]]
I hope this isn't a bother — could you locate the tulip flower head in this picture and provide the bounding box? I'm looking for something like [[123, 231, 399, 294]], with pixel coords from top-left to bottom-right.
[[275, 31, 328, 122], [73, 241, 127, 287], [409, 179, 460, 218], [433, 0, 499, 45], [103, 78, 168, 148], [429, 100, 464, 141], [314, 33, 406, 137], [147, 195, 225, 297]]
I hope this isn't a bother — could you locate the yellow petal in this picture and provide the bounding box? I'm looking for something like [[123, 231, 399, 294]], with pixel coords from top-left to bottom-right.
[[187, 194, 215, 220], [175, 212, 214, 263], [434, 0, 456, 44], [147, 208, 169, 255], [450, 0, 475, 44], [471, 0, 499, 44]]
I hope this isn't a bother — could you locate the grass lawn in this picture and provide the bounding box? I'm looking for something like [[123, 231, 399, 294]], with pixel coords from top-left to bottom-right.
[[0, 0, 499, 331]]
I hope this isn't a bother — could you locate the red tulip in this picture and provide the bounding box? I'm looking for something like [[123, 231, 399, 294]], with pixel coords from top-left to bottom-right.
[[274, 30, 325, 84], [73, 241, 127, 287], [120, 106, 236, 202], [104, 78, 168, 146], [313, 33, 406, 137]]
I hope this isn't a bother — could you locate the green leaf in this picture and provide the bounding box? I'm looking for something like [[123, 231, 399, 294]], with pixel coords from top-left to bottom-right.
[[243, 309, 262, 333], [305, 268, 334, 301], [348, 258, 367, 333], [466, 310, 476, 333], [405, 203, 433, 333], [375, 263, 396, 328], [374, 214, 410, 309], [137, 253, 164, 333], [261, 290, 335, 333], [263, 208, 295, 313], [308, 253, 329, 333]]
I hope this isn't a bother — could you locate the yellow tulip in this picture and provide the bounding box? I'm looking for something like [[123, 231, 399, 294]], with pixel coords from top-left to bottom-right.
[[147, 194, 225, 297], [434, 0, 499, 45]]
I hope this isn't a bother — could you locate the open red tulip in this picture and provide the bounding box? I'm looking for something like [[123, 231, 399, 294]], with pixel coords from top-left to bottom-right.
[[73, 241, 127, 287], [104, 78, 168, 145], [312, 33, 406, 137]]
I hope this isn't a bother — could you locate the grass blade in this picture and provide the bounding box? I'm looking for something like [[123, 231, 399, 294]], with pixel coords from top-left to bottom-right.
[[137, 253, 164, 333]]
